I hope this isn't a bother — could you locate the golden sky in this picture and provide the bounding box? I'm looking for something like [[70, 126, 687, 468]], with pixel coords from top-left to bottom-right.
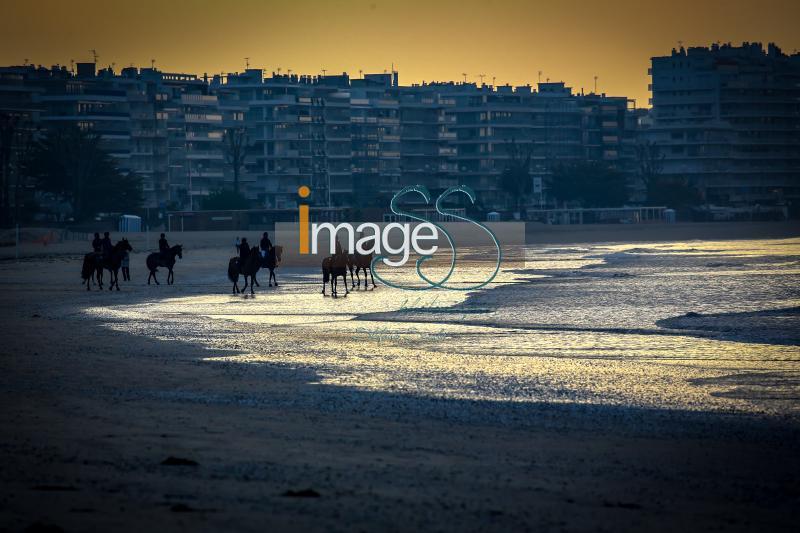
[[2, 0, 799, 106]]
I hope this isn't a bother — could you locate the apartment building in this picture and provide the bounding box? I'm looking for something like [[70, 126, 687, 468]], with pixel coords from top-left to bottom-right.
[[648, 42, 800, 205], [1, 62, 638, 217]]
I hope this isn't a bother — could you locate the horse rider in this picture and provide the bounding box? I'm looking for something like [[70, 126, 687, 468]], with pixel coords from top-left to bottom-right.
[[158, 233, 170, 260], [260, 232, 272, 259], [91, 232, 102, 253], [100, 232, 113, 259], [239, 237, 250, 264]]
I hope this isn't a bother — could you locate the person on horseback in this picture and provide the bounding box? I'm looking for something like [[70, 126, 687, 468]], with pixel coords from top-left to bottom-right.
[[158, 233, 169, 260], [91, 232, 102, 253], [239, 237, 250, 264], [260, 232, 272, 259], [100, 232, 113, 259]]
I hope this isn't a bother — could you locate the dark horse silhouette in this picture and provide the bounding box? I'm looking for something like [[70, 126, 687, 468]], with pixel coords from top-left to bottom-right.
[[262, 245, 283, 287], [347, 251, 376, 290], [228, 245, 261, 294], [322, 251, 349, 297], [81, 253, 103, 291], [146, 244, 183, 285], [81, 239, 132, 291]]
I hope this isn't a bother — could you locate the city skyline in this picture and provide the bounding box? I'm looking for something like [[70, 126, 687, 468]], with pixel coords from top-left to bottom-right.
[[3, 0, 800, 107]]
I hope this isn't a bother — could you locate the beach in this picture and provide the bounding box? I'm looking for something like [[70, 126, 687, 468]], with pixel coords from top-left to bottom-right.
[[1, 222, 799, 532]]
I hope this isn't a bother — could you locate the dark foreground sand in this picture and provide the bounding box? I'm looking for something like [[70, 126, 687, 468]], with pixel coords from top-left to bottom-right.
[[1, 224, 799, 532]]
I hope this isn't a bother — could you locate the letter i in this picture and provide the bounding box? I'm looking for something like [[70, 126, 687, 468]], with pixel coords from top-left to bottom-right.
[[298, 185, 311, 254]]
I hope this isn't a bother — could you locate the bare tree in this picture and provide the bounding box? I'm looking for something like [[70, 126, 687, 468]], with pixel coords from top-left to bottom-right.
[[500, 137, 533, 216], [222, 126, 249, 194], [635, 140, 664, 190], [0, 114, 37, 226], [0, 113, 17, 226]]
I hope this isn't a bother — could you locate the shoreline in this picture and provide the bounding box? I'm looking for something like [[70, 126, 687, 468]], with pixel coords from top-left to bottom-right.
[[1, 236, 799, 531], [1, 220, 798, 261]]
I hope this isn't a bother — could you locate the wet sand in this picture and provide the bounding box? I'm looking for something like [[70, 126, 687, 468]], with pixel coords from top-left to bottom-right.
[[1, 231, 799, 532]]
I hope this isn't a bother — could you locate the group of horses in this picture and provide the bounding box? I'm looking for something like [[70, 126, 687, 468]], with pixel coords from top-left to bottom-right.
[[322, 251, 376, 297], [80, 240, 183, 291], [80, 239, 378, 297], [227, 245, 283, 295]]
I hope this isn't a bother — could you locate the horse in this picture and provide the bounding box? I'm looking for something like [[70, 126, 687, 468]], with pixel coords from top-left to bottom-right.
[[322, 251, 349, 297], [228, 246, 262, 295], [81, 252, 104, 291], [347, 251, 376, 290], [102, 239, 133, 291], [262, 245, 283, 287], [146, 244, 183, 285]]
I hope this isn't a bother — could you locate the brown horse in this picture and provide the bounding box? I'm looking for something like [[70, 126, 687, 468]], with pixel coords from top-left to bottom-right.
[[322, 252, 349, 297], [228, 245, 262, 294], [262, 245, 283, 287], [81, 252, 103, 291], [347, 252, 376, 290]]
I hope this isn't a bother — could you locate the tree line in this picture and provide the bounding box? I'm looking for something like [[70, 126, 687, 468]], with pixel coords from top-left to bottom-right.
[[0, 114, 702, 226]]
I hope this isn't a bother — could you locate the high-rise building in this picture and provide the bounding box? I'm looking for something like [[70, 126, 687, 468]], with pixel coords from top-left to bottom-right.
[[648, 42, 800, 206]]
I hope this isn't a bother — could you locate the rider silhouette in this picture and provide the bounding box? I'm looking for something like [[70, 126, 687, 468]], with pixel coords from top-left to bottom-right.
[[91, 232, 101, 253], [260, 231, 272, 252], [260, 232, 272, 256], [158, 233, 169, 259], [239, 238, 250, 263], [100, 232, 113, 258]]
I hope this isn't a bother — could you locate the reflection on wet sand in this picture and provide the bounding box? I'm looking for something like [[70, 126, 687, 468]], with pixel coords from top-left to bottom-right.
[[86, 238, 800, 419]]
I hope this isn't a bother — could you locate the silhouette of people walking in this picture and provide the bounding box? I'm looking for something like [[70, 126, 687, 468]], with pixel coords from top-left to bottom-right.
[[121, 248, 130, 281], [91, 232, 102, 253]]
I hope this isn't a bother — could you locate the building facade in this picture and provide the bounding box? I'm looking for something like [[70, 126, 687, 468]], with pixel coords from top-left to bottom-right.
[[2, 63, 637, 218], [648, 42, 800, 206]]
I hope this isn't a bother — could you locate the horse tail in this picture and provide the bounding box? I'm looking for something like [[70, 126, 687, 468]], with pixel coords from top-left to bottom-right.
[[228, 258, 239, 282], [81, 254, 94, 280], [322, 257, 331, 284]]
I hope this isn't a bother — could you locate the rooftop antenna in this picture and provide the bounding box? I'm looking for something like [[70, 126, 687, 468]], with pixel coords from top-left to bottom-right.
[[276, 67, 281, 75], [287, 68, 293, 76], [492, 76, 496, 86], [462, 72, 467, 83], [593, 75, 598, 93], [70, 59, 74, 73], [89, 49, 99, 63], [359, 69, 363, 78], [151, 59, 156, 69], [538, 70, 542, 83], [322, 68, 327, 76], [245, 57, 250, 69], [478, 73, 485, 85]]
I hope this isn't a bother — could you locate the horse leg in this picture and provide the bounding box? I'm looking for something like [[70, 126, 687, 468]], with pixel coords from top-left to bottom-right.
[[343, 273, 349, 295], [153, 270, 160, 285], [250, 274, 255, 295], [168, 268, 173, 285], [115, 269, 120, 291], [253, 273, 260, 287], [369, 267, 375, 289]]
